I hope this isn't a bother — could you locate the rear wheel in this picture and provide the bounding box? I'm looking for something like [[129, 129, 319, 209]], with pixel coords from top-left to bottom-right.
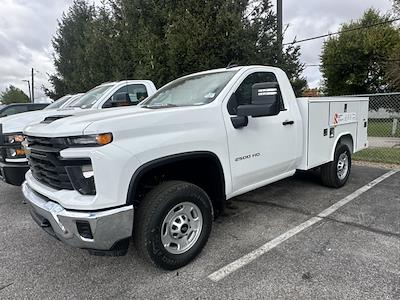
[[321, 144, 352, 188], [134, 181, 213, 270]]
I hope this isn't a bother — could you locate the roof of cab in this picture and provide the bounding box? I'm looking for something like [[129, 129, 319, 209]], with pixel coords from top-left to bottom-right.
[[1, 103, 48, 108]]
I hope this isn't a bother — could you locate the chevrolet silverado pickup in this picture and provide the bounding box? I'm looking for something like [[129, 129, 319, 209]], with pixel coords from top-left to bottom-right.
[[21, 66, 368, 270], [0, 94, 81, 185], [0, 80, 156, 186]]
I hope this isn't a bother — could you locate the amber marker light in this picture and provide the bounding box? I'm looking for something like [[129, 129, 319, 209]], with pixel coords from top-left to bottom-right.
[[15, 149, 26, 156], [96, 133, 113, 145]]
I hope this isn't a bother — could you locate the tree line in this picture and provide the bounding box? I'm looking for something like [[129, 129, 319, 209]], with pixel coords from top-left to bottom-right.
[[321, 6, 400, 96], [42, 0, 400, 102], [45, 0, 307, 99]]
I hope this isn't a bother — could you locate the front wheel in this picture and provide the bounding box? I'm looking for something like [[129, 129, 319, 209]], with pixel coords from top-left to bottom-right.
[[321, 144, 352, 188], [134, 181, 213, 270]]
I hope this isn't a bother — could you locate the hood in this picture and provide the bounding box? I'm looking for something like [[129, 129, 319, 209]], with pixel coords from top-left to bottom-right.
[[0, 109, 58, 133], [23, 106, 157, 137], [0, 107, 90, 134]]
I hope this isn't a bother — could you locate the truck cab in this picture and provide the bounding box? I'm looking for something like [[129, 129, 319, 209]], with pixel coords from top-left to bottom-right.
[[21, 66, 368, 270], [0, 80, 156, 186]]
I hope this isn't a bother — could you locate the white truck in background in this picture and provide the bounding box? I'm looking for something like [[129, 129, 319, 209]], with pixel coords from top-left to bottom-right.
[[21, 66, 368, 270], [0, 80, 156, 186], [0, 94, 82, 185]]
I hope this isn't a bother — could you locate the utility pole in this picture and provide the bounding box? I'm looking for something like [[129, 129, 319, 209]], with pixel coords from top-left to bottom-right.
[[22, 80, 31, 102], [31, 67, 35, 103], [277, 0, 283, 63]]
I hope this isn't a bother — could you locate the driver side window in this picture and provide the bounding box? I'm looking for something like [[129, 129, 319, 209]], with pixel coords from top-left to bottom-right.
[[103, 84, 148, 108], [227, 72, 284, 115]]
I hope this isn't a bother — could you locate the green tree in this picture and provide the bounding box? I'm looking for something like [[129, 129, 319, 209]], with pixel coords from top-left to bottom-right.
[[45, 0, 97, 99], [84, 4, 115, 85], [321, 9, 400, 95], [394, 0, 400, 13], [387, 0, 400, 91], [242, 0, 306, 94], [48, 0, 306, 97], [109, 0, 306, 94], [108, 0, 246, 86], [386, 44, 400, 92], [0, 85, 29, 104]]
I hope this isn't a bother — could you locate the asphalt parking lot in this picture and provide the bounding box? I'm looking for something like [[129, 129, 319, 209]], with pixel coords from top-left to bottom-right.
[[0, 165, 399, 299]]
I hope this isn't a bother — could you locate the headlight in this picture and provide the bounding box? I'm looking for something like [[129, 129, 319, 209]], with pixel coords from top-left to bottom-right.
[[66, 133, 113, 147], [6, 133, 26, 144], [4, 133, 27, 159]]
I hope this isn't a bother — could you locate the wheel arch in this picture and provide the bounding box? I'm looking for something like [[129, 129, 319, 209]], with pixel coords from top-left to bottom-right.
[[126, 151, 227, 214], [331, 133, 354, 161]]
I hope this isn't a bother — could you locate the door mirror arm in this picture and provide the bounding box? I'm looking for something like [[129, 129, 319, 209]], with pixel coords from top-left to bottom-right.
[[230, 116, 248, 129]]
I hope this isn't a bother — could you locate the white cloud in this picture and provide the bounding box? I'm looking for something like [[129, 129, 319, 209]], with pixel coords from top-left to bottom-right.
[[283, 0, 394, 88], [0, 0, 74, 100]]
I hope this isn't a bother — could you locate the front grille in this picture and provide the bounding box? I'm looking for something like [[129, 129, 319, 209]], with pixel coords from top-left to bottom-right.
[[27, 136, 90, 190], [29, 151, 74, 190], [26, 136, 67, 150], [27, 136, 73, 190]]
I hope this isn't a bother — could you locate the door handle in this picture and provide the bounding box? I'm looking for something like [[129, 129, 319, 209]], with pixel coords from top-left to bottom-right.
[[282, 120, 294, 126]]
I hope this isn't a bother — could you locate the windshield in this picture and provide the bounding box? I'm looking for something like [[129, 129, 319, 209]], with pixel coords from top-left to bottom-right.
[[142, 71, 237, 108], [45, 95, 72, 110], [69, 84, 113, 109]]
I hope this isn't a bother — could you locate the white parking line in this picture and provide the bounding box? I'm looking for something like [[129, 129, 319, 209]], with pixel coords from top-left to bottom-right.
[[208, 170, 398, 282]]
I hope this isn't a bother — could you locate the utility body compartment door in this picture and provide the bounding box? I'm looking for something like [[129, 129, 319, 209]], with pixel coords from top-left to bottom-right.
[[356, 100, 369, 151], [307, 102, 332, 168]]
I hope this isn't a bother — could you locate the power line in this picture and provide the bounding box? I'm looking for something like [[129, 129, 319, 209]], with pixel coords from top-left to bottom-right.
[[284, 17, 400, 46], [304, 58, 400, 68]]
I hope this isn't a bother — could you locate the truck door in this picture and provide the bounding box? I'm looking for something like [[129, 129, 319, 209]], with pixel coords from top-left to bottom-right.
[[224, 71, 298, 193]]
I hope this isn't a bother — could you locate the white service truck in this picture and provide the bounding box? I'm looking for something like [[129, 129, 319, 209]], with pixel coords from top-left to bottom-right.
[[21, 66, 368, 270], [0, 80, 156, 186]]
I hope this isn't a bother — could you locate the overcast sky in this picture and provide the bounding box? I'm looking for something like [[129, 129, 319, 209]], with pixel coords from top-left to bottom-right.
[[0, 0, 395, 100]]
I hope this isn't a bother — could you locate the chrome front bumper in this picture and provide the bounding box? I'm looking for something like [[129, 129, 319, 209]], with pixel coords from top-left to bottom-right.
[[22, 182, 134, 251]]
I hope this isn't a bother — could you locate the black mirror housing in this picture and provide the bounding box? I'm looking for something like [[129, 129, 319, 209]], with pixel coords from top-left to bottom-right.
[[251, 82, 280, 106]]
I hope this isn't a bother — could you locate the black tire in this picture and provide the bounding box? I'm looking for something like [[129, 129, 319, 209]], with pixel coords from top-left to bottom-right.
[[133, 181, 213, 270], [321, 144, 352, 188]]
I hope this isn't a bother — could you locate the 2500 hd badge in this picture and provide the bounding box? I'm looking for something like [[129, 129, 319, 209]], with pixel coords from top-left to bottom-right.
[[235, 152, 261, 162]]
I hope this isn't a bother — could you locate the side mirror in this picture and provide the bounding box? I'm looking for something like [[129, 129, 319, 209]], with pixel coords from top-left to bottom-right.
[[237, 82, 280, 117]]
